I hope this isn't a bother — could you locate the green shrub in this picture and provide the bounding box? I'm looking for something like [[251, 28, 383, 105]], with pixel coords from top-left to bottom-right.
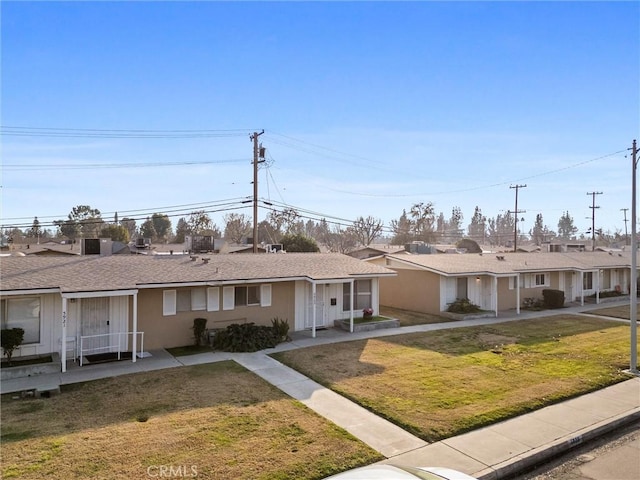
[[1, 328, 25, 365], [447, 298, 482, 314], [542, 289, 565, 309], [522, 297, 545, 310], [192, 318, 208, 346], [590, 290, 624, 299], [212, 323, 279, 352], [271, 317, 290, 343]]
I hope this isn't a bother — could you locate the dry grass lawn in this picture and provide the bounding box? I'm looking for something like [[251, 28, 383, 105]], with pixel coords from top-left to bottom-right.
[[585, 301, 639, 321], [380, 306, 455, 326], [272, 315, 636, 442], [1, 361, 382, 480]]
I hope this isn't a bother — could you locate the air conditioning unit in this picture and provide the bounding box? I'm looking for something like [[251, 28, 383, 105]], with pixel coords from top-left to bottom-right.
[[266, 244, 283, 253], [135, 237, 151, 248]]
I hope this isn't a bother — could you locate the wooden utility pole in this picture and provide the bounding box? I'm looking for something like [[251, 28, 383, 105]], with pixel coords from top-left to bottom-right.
[[509, 184, 526, 252], [630, 139, 637, 374], [621, 208, 629, 244], [587, 191, 603, 251], [250, 130, 264, 253]]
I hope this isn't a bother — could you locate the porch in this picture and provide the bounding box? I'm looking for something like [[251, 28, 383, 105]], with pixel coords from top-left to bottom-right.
[[0, 348, 180, 396]]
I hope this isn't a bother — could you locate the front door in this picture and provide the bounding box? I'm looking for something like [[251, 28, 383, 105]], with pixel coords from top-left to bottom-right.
[[81, 297, 110, 354], [305, 284, 327, 329], [564, 272, 574, 303]]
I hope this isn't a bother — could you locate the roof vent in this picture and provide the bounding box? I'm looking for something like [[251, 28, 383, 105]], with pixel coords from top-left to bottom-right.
[[202, 257, 210, 264], [190, 255, 198, 261], [496, 255, 505, 261]]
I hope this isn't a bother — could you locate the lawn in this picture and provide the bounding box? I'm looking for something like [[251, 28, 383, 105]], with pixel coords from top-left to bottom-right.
[[380, 306, 455, 326], [272, 315, 636, 442], [0, 361, 382, 480], [585, 302, 639, 321]]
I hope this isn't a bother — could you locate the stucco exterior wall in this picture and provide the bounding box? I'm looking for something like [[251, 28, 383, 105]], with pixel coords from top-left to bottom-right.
[[137, 282, 295, 350], [379, 269, 440, 314]]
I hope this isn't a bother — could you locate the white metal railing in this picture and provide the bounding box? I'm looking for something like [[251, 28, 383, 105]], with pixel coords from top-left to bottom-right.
[[78, 332, 144, 367]]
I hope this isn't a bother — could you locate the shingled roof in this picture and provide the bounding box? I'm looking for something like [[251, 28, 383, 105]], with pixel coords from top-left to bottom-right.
[[383, 251, 633, 276], [0, 253, 396, 294]]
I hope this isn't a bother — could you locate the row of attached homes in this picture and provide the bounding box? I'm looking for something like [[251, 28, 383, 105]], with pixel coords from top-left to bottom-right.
[[0, 249, 636, 372]]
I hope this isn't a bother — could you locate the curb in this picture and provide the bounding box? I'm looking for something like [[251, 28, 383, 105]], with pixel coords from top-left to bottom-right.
[[475, 408, 640, 480]]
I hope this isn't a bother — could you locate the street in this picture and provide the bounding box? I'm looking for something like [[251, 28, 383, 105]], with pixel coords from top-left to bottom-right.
[[518, 421, 640, 480]]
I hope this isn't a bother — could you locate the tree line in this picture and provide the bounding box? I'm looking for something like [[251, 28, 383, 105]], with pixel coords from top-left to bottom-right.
[[4, 202, 627, 252]]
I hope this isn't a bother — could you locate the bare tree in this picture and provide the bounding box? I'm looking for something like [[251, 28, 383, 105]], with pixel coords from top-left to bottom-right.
[[324, 226, 359, 254], [223, 213, 251, 244], [409, 202, 436, 243], [352, 216, 383, 246]]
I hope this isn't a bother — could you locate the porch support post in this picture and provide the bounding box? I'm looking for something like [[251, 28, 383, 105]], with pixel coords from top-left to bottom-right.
[[61, 296, 68, 373], [596, 270, 601, 305], [350, 279, 354, 333], [493, 275, 498, 317], [312, 281, 317, 338], [516, 274, 521, 315], [580, 271, 585, 306], [132, 292, 138, 363]]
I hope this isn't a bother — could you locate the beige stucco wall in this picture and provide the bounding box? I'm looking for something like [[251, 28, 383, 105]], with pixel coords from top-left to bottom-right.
[[136, 282, 295, 350], [379, 269, 440, 314], [496, 277, 517, 310]]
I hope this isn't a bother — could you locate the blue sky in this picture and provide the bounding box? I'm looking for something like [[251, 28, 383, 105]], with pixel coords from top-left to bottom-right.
[[1, 1, 639, 239]]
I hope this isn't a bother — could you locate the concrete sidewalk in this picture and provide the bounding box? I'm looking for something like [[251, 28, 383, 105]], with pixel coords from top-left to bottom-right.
[[1, 301, 638, 479]]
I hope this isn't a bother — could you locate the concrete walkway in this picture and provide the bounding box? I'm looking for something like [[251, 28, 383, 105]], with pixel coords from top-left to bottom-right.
[[2, 301, 639, 479]]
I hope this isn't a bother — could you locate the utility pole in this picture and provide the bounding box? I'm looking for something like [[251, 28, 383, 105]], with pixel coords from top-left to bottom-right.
[[621, 208, 629, 245], [587, 191, 603, 251], [509, 184, 526, 252], [630, 139, 638, 375], [250, 130, 265, 253]]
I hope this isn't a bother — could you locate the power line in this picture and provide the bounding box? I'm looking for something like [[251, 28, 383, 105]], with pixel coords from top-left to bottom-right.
[[0, 198, 252, 229], [3, 158, 250, 171], [0, 125, 253, 139]]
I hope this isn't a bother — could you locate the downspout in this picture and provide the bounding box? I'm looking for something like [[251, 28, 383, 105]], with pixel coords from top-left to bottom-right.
[[132, 292, 138, 363], [516, 274, 521, 315], [350, 279, 355, 333], [312, 281, 317, 338], [61, 297, 67, 373]]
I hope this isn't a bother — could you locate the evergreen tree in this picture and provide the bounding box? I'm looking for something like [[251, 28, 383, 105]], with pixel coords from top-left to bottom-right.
[[174, 218, 189, 244], [151, 213, 172, 241], [139, 217, 157, 240], [27, 217, 42, 239], [281, 233, 320, 252], [391, 209, 412, 245], [557, 211, 578, 240], [467, 206, 486, 243], [448, 206, 464, 242]]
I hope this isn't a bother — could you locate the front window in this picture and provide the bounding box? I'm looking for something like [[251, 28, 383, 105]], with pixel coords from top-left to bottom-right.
[[177, 290, 191, 312], [1, 297, 41, 344], [235, 286, 261, 307], [583, 272, 593, 290], [535, 274, 546, 286], [343, 280, 372, 311]]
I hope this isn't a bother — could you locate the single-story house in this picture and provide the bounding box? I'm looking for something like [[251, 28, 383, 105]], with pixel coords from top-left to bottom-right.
[[366, 251, 636, 317], [0, 253, 396, 371]]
